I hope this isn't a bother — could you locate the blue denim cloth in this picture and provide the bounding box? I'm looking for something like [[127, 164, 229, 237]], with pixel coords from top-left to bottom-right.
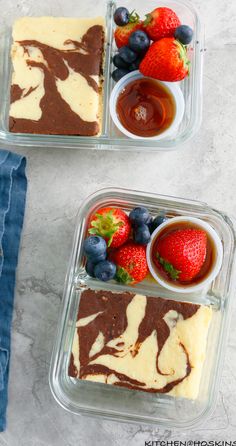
[[0, 150, 27, 432]]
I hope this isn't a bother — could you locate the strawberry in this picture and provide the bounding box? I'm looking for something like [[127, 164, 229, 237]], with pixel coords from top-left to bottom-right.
[[88, 207, 131, 249], [139, 38, 190, 82], [114, 22, 143, 48], [114, 242, 148, 284], [114, 11, 143, 48], [144, 7, 181, 41], [155, 228, 207, 282]]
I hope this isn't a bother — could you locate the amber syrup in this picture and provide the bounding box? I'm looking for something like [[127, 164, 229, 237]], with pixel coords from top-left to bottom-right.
[[116, 78, 176, 137]]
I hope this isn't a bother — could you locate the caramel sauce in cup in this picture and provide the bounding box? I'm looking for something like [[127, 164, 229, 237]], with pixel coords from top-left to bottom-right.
[[116, 78, 176, 138]]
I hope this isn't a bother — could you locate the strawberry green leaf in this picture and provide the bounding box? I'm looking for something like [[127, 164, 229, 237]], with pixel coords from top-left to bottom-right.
[[174, 39, 190, 74], [143, 13, 152, 26], [88, 228, 99, 235], [116, 267, 134, 284], [156, 253, 181, 281], [89, 211, 124, 247], [129, 10, 140, 24]]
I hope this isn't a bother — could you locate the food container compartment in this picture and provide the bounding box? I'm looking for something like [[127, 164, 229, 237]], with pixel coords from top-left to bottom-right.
[[0, 0, 203, 151], [49, 188, 236, 428]]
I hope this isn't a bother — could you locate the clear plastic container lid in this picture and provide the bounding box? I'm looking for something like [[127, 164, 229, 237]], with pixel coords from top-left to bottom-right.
[[49, 188, 236, 428], [0, 0, 204, 150]]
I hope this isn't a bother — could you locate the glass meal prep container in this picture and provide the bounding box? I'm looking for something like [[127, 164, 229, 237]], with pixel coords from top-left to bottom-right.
[[0, 0, 203, 151], [49, 187, 236, 429]]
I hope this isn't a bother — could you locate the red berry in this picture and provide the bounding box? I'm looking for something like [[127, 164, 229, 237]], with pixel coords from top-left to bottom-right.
[[114, 242, 148, 284], [156, 228, 207, 282], [114, 22, 143, 48], [139, 38, 189, 82], [89, 207, 131, 248], [144, 7, 181, 41]]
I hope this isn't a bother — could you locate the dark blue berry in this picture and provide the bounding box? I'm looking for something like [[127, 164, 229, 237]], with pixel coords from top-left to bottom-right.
[[150, 214, 168, 234], [85, 260, 96, 278], [83, 235, 107, 258], [129, 56, 142, 71], [87, 251, 107, 263], [129, 207, 150, 226], [114, 7, 129, 26], [134, 224, 151, 245], [94, 260, 117, 282], [119, 46, 137, 64], [111, 68, 129, 82], [113, 54, 129, 69], [147, 215, 153, 226], [128, 30, 150, 53], [174, 25, 193, 45]]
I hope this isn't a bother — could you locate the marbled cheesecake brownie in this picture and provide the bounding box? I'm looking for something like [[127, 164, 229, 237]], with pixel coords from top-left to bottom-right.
[[69, 289, 212, 399], [9, 17, 105, 136]]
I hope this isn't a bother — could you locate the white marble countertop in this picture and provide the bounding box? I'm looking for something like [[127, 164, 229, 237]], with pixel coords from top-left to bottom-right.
[[0, 0, 236, 444]]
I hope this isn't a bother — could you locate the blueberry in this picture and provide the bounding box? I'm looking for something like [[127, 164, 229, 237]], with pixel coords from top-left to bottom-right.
[[111, 68, 129, 82], [128, 30, 150, 53], [129, 56, 142, 71], [129, 207, 150, 226], [147, 215, 153, 226], [87, 251, 107, 263], [119, 46, 137, 64], [174, 25, 193, 45], [149, 214, 168, 234], [85, 260, 96, 278], [113, 54, 129, 69], [94, 260, 117, 282], [134, 224, 151, 245], [114, 7, 129, 26], [83, 235, 107, 258]]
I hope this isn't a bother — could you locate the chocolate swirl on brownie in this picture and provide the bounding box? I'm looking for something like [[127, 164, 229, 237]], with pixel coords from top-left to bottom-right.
[[69, 289, 212, 399], [9, 18, 104, 136]]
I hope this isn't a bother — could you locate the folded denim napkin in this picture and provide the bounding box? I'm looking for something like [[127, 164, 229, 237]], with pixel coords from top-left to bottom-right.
[[0, 150, 27, 432]]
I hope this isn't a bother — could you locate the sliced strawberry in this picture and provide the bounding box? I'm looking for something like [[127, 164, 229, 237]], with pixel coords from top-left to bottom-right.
[[88, 207, 131, 249]]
